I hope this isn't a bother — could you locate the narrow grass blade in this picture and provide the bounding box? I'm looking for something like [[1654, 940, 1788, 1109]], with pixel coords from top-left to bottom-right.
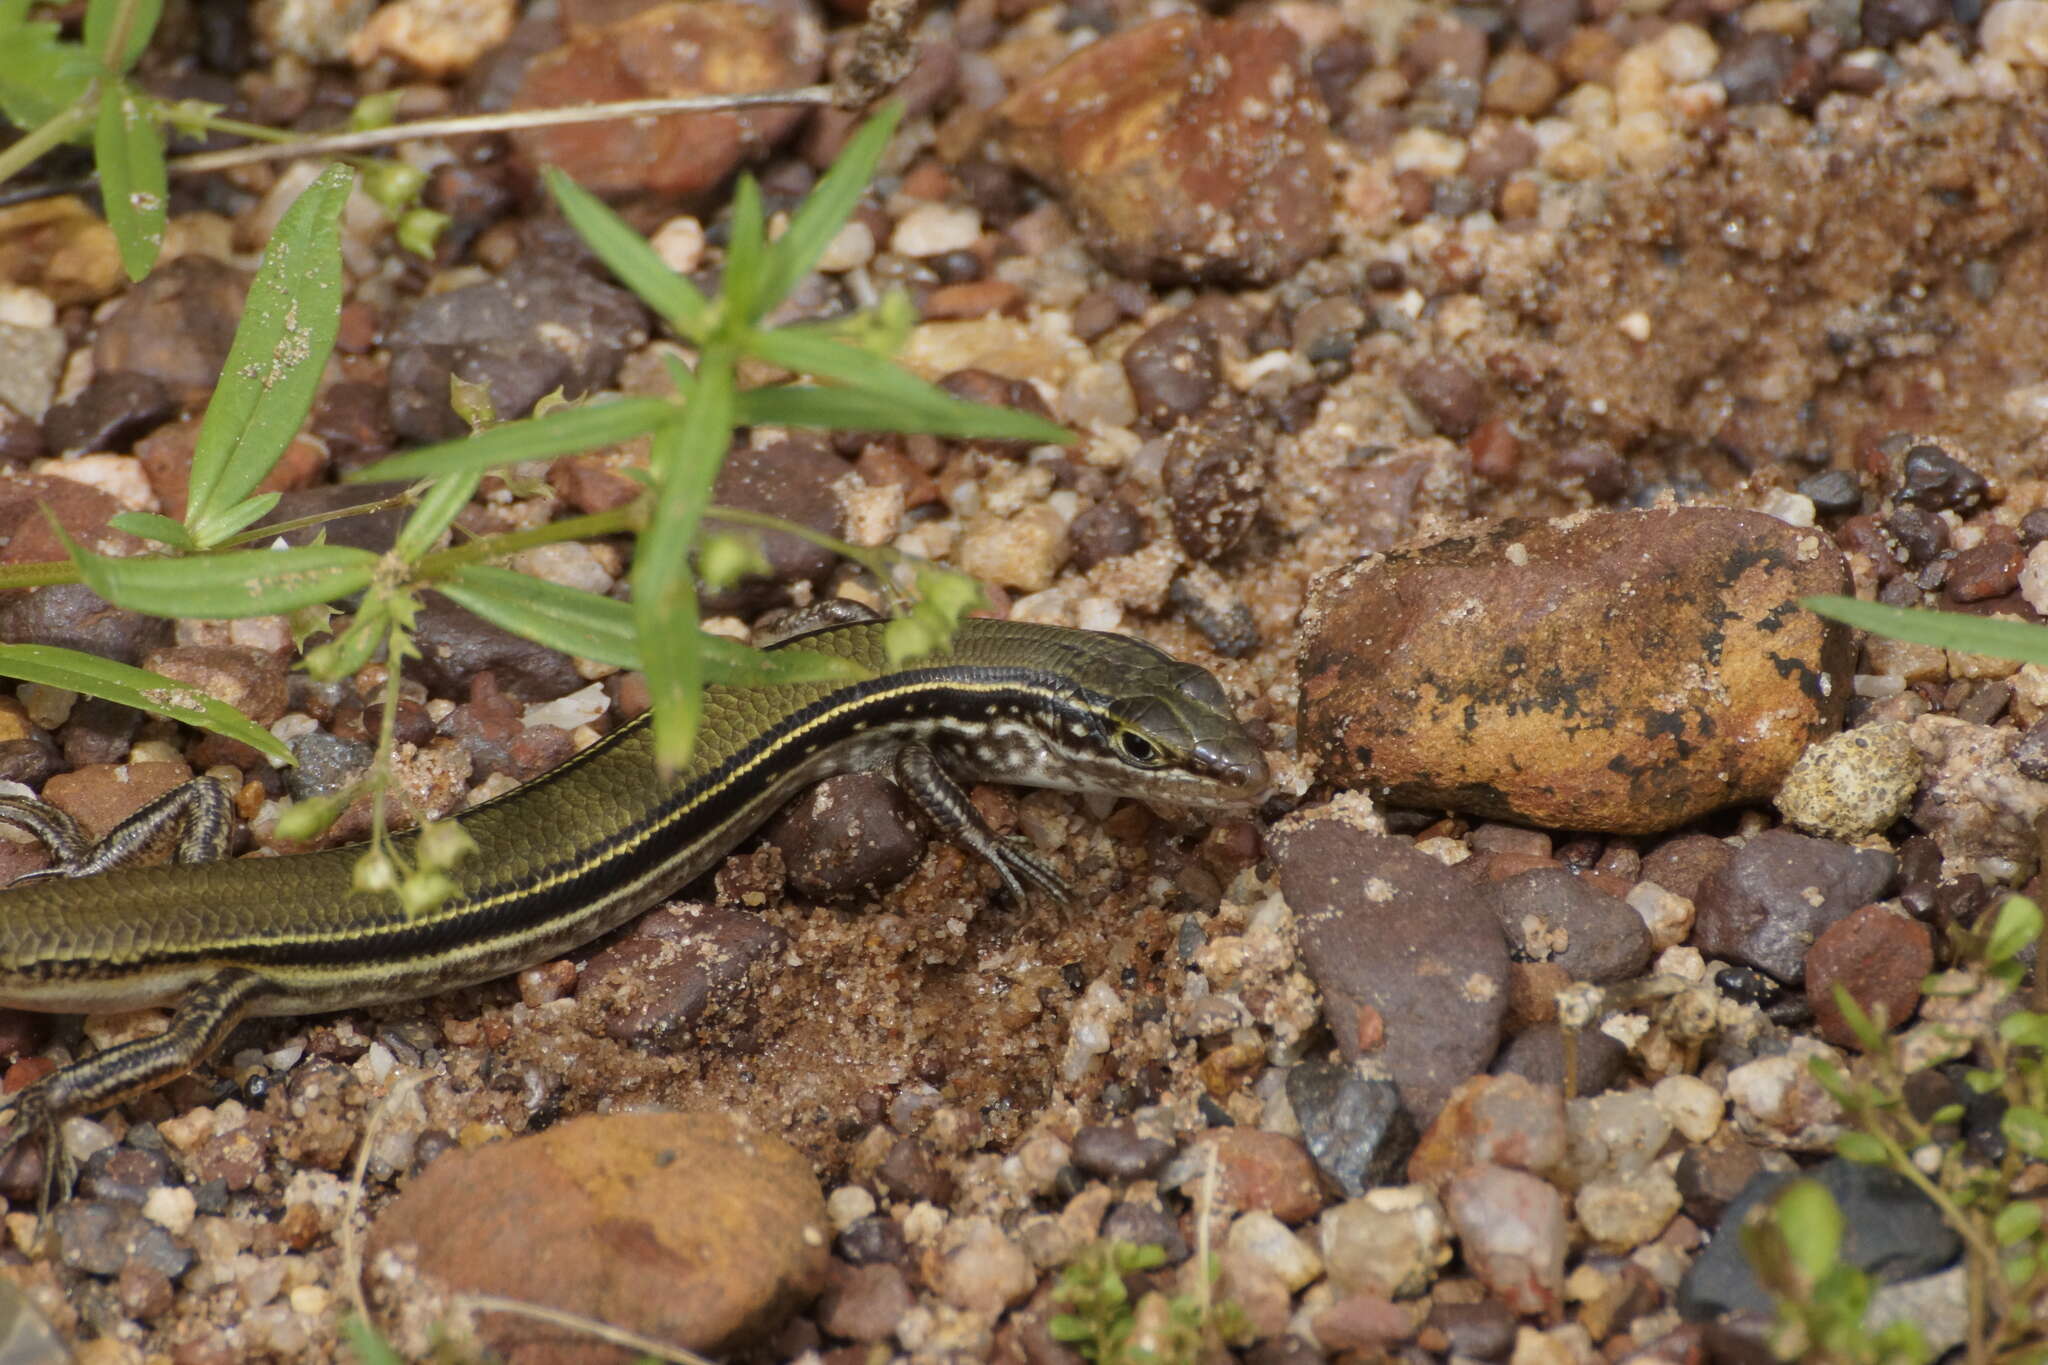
[[747, 326, 1071, 444], [1802, 595, 2048, 666], [95, 80, 167, 281], [393, 470, 482, 562], [68, 536, 378, 617], [349, 397, 675, 483], [0, 643, 290, 763], [439, 566, 641, 669], [721, 175, 765, 326], [185, 163, 353, 546], [634, 351, 734, 772], [757, 103, 901, 315], [547, 168, 712, 340]]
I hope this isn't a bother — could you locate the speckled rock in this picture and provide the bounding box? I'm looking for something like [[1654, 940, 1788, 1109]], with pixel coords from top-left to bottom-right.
[[1907, 714, 2048, 869], [367, 1111, 829, 1360], [1774, 722, 1920, 839], [993, 14, 1333, 285], [1300, 508, 1854, 834], [1274, 819, 1508, 1124]]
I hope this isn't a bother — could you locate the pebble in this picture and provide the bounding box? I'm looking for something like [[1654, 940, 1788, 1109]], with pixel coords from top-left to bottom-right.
[[347, 0, 515, 75], [1984, 0, 2048, 66], [141, 646, 289, 727], [1275, 821, 1507, 1124], [0, 322, 66, 422], [1625, 880, 1695, 951], [1908, 714, 2048, 867], [1312, 1293, 1416, 1353], [1691, 827, 1896, 984], [1773, 722, 1920, 839], [366, 1111, 828, 1357], [1726, 1038, 1847, 1150], [1284, 1060, 1416, 1198], [703, 437, 853, 611], [994, 14, 1333, 285], [583, 904, 790, 1046], [764, 773, 926, 903], [1300, 508, 1854, 834], [954, 506, 1069, 592], [1651, 1076, 1724, 1145], [1228, 1211, 1323, 1293], [41, 371, 173, 455], [1189, 1128, 1325, 1223], [1164, 403, 1264, 561], [1121, 312, 1221, 427], [891, 204, 983, 258], [41, 763, 190, 841], [818, 1260, 912, 1342], [1561, 1091, 1672, 1189], [1675, 1157, 1960, 1320], [411, 592, 585, 703], [91, 256, 248, 406], [1575, 1164, 1683, 1252], [1674, 1140, 1773, 1225], [1400, 356, 1486, 438], [1069, 1125, 1174, 1182], [1443, 1164, 1568, 1316], [1407, 1074, 1566, 1189], [1488, 867, 1653, 984], [1317, 1185, 1452, 1298], [1804, 904, 1933, 1049], [930, 1216, 1034, 1314], [505, 2, 823, 198], [385, 256, 649, 443]]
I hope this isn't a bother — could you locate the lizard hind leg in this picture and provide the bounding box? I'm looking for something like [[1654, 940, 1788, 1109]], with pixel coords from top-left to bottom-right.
[[0, 777, 237, 884]]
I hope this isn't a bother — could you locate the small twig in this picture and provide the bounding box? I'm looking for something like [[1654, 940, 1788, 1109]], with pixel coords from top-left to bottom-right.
[[340, 1071, 425, 1329], [166, 89, 836, 177], [452, 1293, 718, 1365]]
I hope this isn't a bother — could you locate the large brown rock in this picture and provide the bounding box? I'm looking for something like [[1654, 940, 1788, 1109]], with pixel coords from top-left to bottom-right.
[[368, 1111, 829, 1363], [1300, 507, 1853, 835], [993, 15, 1332, 285]]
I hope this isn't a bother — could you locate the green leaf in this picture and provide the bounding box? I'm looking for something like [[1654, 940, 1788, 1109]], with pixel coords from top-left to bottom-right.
[[1830, 982, 1889, 1052], [1803, 595, 2048, 666], [1989, 896, 2044, 967], [2005, 1106, 2048, 1158], [1835, 1131, 1889, 1165], [107, 510, 192, 548], [67, 536, 378, 617], [194, 491, 283, 545], [757, 103, 901, 316], [348, 397, 675, 483], [1773, 1180, 1844, 1279], [1996, 1200, 2043, 1247], [635, 353, 737, 772], [0, 642, 290, 763], [2002, 1012, 2048, 1051], [340, 1314, 407, 1365], [546, 168, 713, 340], [83, 0, 164, 73], [722, 174, 766, 326], [302, 600, 387, 681], [744, 326, 1072, 445], [185, 163, 353, 547], [0, 0, 97, 129], [95, 80, 167, 281], [438, 566, 641, 670], [393, 471, 481, 563], [1929, 1103, 1964, 1125], [1047, 1316, 1090, 1344]]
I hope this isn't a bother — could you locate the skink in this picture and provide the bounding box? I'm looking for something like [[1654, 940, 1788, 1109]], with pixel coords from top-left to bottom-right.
[[0, 614, 1267, 1197]]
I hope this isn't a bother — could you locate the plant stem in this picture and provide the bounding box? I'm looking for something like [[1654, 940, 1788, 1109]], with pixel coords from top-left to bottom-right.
[[417, 507, 638, 576], [0, 98, 96, 186]]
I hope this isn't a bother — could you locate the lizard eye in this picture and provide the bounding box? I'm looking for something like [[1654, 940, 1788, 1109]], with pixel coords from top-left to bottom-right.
[[1115, 730, 1162, 766]]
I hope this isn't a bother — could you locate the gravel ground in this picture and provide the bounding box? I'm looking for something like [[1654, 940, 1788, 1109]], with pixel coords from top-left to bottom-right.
[[4, 0, 2048, 1361]]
